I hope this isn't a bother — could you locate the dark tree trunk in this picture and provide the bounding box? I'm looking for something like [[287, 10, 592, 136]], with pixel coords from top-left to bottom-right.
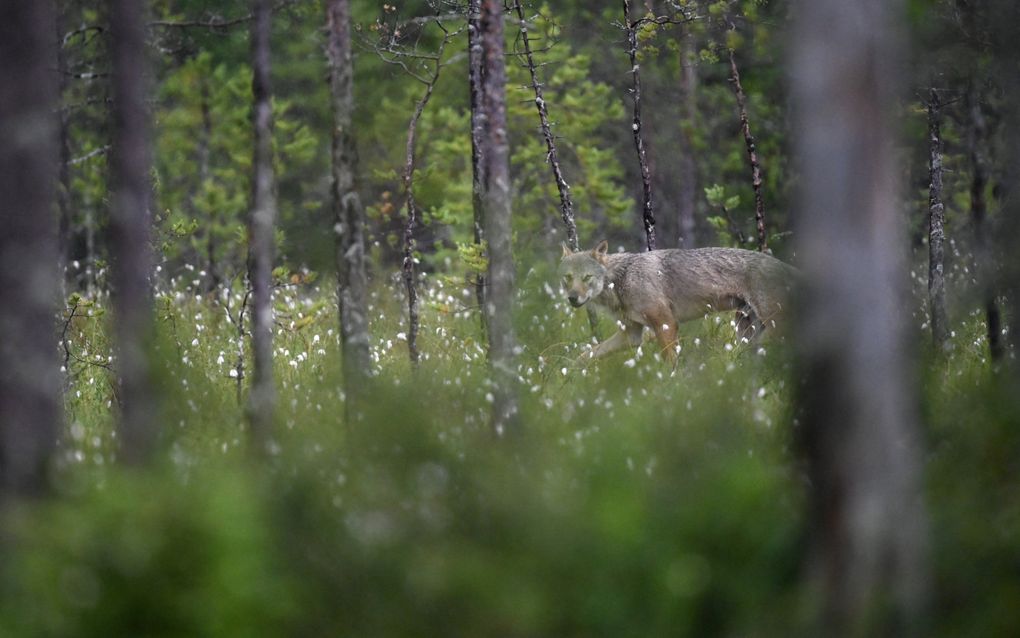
[[0, 0, 62, 498], [927, 88, 949, 351], [247, 0, 277, 449], [469, 0, 487, 338], [965, 83, 1002, 361], [512, 0, 599, 337], [399, 40, 448, 369], [108, 0, 159, 465], [480, 0, 520, 435], [790, 0, 928, 633], [728, 46, 768, 253], [623, 0, 656, 251], [677, 32, 699, 248], [513, 0, 577, 251], [326, 0, 371, 414]]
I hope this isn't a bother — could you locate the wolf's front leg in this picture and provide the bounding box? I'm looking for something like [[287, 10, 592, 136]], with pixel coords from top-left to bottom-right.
[[585, 321, 643, 360]]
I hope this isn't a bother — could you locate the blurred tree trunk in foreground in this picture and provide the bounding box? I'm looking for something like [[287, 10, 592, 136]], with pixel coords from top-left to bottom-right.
[[247, 0, 277, 449], [326, 0, 371, 419], [987, 1, 1020, 366], [0, 1, 62, 497], [790, 0, 929, 634], [108, 0, 159, 465], [479, 0, 519, 435]]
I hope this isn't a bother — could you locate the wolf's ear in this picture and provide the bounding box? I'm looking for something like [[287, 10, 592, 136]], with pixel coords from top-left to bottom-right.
[[592, 240, 609, 262], [561, 242, 573, 258]]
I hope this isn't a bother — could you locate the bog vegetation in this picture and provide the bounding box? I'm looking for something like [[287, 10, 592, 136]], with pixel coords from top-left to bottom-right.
[[2, 0, 1020, 636]]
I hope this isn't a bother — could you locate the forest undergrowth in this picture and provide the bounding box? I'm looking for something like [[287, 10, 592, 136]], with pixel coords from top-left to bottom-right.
[[2, 255, 1017, 637]]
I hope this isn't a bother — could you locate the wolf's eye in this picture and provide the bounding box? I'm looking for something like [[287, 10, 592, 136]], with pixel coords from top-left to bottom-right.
[[563, 274, 572, 283], [582, 274, 592, 283]]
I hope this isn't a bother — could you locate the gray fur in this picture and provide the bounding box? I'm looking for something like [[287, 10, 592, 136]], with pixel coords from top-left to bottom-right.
[[559, 241, 798, 362]]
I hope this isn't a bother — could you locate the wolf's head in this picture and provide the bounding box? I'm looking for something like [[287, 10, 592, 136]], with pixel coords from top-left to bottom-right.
[[558, 240, 610, 308]]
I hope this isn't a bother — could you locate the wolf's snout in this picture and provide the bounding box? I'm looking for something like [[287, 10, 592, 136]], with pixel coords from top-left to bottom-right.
[[568, 295, 584, 307]]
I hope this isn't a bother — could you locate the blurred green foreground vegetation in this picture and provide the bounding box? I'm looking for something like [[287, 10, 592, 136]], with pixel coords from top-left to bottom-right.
[[2, 271, 1018, 637]]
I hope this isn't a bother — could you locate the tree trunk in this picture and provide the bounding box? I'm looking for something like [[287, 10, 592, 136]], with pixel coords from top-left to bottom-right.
[[512, 0, 599, 337], [108, 0, 159, 465], [965, 82, 1002, 361], [480, 0, 520, 435], [989, 3, 1020, 364], [677, 32, 698, 248], [326, 0, 371, 416], [790, 0, 928, 633], [927, 88, 949, 351], [728, 46, 768, 253], [247, 0, 277, 449], [0, 0, 62, 498], [623, 0, 656, 251], [469, 0, 487, 338], [514, 1, 577, 251]]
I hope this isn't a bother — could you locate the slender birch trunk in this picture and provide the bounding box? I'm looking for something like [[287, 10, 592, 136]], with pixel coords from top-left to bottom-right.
[[790, 0, 928, 633], [108, 0, 159, 465], [0, 0, 62, 497]]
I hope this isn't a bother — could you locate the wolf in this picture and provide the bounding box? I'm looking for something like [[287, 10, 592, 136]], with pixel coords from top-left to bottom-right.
[[558, 241, 799, 363]]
